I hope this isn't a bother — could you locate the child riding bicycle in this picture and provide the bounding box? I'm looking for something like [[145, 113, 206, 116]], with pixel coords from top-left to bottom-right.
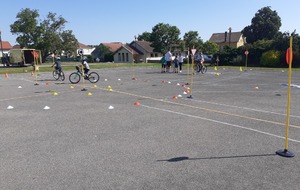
[[51, 57, 62, 72], [76, 57, 90, 79]]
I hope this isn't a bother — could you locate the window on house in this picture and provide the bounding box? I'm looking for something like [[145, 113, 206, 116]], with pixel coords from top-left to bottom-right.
[[155, 53, 158, 57], [126, 53, 129, 62], [151, 53, 153, 57]]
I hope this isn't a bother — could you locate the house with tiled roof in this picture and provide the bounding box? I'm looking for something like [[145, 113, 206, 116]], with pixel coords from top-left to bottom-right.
[[113, 41, 162, 63], [209, 32, 246, 50], [91, 42, 123, 62], [113, 44, 139, 63], [77, 43, 95, 56], [11, 44, 22, 49], [0, 41, 13, 57]]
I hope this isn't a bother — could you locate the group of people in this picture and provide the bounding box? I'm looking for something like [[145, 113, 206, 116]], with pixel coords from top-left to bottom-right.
[[161, 51, 184, 73], [161, 50, 205, 73]]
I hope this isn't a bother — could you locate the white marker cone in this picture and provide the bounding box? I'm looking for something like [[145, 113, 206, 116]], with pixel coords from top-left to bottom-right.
[[43, 106, 50, 110], [7, 105, 14, 109], [183, 91, 187, 94], [18, 86, 22, 89], [178, 94, 182, 98], [108, 105, 114, 109], [105, 79, 108, 81], [118, 78, 121, 81], [177, 83, 180, 86]]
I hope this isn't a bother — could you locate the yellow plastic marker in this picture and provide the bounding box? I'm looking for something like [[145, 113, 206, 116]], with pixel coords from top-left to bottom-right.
[[276, 36, 295, 158]]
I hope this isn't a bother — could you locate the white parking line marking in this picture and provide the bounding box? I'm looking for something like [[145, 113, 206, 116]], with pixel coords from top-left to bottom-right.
[[141, 104, 300, 144]]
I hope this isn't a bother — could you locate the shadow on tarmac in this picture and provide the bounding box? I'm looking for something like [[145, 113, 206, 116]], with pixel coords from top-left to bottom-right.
[[157, 153, 277, 162]]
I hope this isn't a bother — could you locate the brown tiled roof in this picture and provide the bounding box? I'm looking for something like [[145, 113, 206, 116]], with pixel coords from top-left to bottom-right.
[[115, 44, 140, 55], [101, 42, 123, 53], [12, 44, 22, 49], [209, 32, 242, 43], [0, 41, 12, 50], [129, 41, 154, 53], [79, 43, 93, 49]]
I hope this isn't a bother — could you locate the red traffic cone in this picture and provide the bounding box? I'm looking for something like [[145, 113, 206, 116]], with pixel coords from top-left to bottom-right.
[[133, 102, 140, 106]]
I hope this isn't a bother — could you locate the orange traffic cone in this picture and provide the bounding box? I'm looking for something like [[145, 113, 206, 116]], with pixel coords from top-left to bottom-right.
[[4, 73, 8, 78]]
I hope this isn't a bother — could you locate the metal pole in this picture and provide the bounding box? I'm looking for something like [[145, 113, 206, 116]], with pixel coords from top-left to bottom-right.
[[229, 27, 231, 46], [0, 30, 5, 66]]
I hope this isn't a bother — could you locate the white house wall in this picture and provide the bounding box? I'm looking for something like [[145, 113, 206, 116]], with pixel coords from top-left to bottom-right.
[[114, 48, 133, 63], [77, 47, 95, 56]]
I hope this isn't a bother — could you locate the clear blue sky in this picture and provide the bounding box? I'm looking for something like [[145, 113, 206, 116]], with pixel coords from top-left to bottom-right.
[[0, 0, 299, 46]]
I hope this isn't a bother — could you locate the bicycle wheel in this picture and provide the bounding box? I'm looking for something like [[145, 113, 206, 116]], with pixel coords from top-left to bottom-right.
[[53, 70, 59, 80], [69, 72, 81, 84], [88, 72, 100, 83], [60, 71, 65, 81], [201, 65, 207, 74], [195, 64, 201, 73]]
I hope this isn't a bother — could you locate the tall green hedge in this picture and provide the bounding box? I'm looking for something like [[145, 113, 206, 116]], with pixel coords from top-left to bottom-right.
[[260, 50, 281, 67]]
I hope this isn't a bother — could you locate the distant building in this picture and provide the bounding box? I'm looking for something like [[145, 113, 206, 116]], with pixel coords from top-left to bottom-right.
[[92, 42, 123, 62], [114, 41, 162, 63], [77, 43, 95, 56], [209, 32, 246, 50], [0, 41, 13, 57]]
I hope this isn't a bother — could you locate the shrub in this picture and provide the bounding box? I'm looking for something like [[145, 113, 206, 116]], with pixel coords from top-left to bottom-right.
[[260, 50, 281, 67]]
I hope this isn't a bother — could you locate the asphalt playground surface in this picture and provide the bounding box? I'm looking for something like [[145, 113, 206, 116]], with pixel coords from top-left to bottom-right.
[[1, 66, 300, 190]]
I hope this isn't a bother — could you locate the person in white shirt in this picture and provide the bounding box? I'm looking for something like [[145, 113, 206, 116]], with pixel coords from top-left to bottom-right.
[[178, 53, 184, 73], [81, 58, 90, 75], [165, 50, 172, 72]]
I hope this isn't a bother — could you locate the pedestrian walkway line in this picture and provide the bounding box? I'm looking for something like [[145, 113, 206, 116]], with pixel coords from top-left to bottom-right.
[[140, 104, 300, 144], [104, 87, 300, 129], [188, 98, 300, 119]]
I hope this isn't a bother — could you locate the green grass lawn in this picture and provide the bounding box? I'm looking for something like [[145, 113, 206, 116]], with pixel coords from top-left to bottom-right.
[[0, 61, 293, 75], [0, 62, 161, 74]]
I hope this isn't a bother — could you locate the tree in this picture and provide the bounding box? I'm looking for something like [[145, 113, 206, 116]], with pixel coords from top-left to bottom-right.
[[138, 32, 151, 41], [10, 8, 79, 61], [183, 31, 199, 49], [98, 44, 114, 62], [203, 41, 219, 55], [149, 23, 180, 53], [242, 6, 281, 44]]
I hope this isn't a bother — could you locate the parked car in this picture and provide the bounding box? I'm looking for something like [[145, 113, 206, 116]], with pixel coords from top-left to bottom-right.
[[203, 55, 213, 65], [182, 54, 214, 65]]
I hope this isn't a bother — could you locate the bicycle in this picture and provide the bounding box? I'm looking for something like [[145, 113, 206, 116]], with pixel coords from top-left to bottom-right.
[[194, 60, 207, 74], [52, 68, 65, 81], [69, 66, 100, 84]]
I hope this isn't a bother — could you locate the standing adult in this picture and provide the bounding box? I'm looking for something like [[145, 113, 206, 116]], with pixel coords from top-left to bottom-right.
[[173, 55, 179, 73], [165, 50, 172, 73], [178, 53, 184, 73]]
